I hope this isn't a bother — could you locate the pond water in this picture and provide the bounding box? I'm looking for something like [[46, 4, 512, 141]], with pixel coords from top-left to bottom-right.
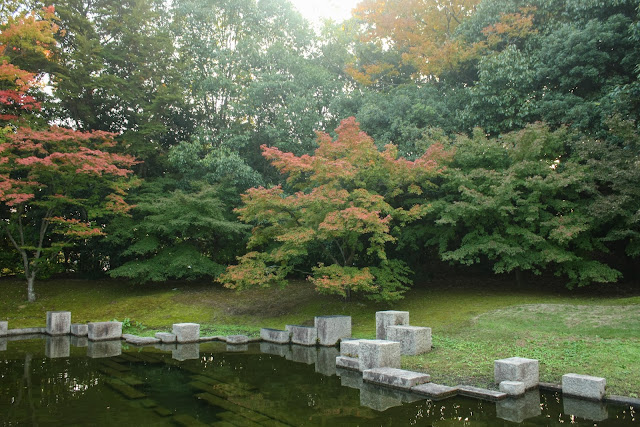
[[0, 336, 637, 426]]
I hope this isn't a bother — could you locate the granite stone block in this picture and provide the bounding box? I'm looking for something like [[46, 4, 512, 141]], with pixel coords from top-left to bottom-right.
[[155, 332, 176, 343], [336, 355, 360, 370], [499, 380, 526, 397], [226, 335, 249, 345], [458, 385, 507, 401], [70, 323, 88, 337], [314, 315, 351, 346], [0, 321, 7, 336], [386, 325, 431, 355], [126, 336, 161, 346], [88, 321, 122, 341], [286, 325, 317, 346], [358, 339, 401, 371], [363, 367, 430, 389], [46, 311, 71, 336], [375, 311, 409, 340], [340, 339, 362, 357], [260, 328, 290, 344], [494, 357, 539, 389], [562, 373, 606, 401], [172, 323, 200, 343], [411, 383, 458, 400]]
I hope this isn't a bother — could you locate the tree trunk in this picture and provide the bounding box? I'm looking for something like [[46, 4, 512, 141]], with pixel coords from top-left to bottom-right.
[[27, 273, 36, 303]]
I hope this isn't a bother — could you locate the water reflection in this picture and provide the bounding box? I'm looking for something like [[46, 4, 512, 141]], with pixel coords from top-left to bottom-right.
[[0, 340, 636, 426], [45, 336, 70, 359], [564, 395, 609, 422], [496, 389, 541, 423]]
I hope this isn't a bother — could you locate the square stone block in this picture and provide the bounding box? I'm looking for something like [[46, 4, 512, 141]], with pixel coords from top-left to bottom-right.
[[387, 325, 431, 355], [45, 336, 70, 358], [87, 340, 121, 358], [155, 332, 176, 343], [226, 335, 249, 345], [363, 367, 430, 389], [46, 311, 71, 336], [70, 323, 88, 337], [562, 373, 606, 401], [172, 343, 199, 360], [336, 355, 360, 371], [499, 380, 526, 397], [494, 357, 539, 390], [375, 311, 409, 340], [0, 321, 7, 336], [260, 328, 290, 344], [172, 323, 200, 343], [314, 315, 351, 346], [286, 325, 317, 346], [359, 339, 401, 371], [340, 339, 362, 357], [88, 322, 122, 341]]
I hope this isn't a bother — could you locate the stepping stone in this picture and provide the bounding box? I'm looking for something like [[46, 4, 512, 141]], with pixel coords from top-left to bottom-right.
[[458, 385, 507, 401], [285, 325, 317, 346], [359, 340, 400, 371], [314, 315, 351, 346], [363, 367, 430, 389], [336, 355, 359, 370], [494, 357, 539, 389], [375, 311, 409, 340], [386, 325, 432, 355], [411, 383, 458, 400]]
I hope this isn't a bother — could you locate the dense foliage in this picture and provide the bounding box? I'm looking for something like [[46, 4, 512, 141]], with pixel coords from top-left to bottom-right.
[[1, 0, 639, 301]]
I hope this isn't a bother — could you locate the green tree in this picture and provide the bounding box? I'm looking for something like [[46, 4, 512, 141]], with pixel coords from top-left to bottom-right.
[[107, 180, 248, 283], [428, 124, 621, 287]]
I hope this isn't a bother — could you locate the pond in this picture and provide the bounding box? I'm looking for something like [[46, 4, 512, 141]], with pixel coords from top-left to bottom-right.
[[0, 336, 637, 426]]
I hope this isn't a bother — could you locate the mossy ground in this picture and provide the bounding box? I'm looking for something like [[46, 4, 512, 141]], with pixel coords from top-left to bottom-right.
[[2, 276, 638, 396]]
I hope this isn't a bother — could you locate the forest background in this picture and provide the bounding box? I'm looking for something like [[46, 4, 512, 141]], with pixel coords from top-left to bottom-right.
[[2, 0, 640, 303]]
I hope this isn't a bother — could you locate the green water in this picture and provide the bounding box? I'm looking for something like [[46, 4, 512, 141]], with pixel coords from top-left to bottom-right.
[[0, 337, 637, 426]]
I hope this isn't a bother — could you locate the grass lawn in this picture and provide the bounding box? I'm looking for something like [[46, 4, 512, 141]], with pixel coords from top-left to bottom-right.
[[1, 276, 639, 397]]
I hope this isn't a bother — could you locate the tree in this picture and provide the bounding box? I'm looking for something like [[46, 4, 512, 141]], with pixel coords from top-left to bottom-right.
[[428, 124, 622, 287], [107, 180, 249, 283], [220, 117, 452, 301], [350, 0, 480, 82], [0, 126, 137, 301]]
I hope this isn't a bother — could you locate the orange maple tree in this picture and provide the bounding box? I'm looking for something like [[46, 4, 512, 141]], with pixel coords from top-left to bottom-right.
[[349, 0, 480, 83], [220, 117, 452, 301]]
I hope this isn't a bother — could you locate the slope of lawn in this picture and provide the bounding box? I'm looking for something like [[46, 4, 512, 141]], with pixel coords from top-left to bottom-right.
[[2, 276, 638, 396]]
